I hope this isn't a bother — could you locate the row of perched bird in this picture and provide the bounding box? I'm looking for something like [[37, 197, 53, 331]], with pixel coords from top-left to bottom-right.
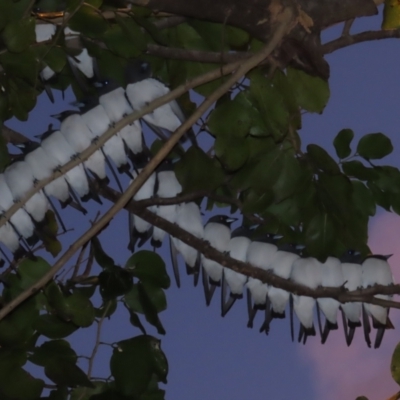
[[0, 22, 393, 349], [166, 211, 395, 349]]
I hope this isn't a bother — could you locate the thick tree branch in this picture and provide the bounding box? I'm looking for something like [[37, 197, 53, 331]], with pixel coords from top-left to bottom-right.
[[0, 8, 294, 320], [323, 29, 400, 54], [100, 186, 400, 310], [2, 125, 30, 145]]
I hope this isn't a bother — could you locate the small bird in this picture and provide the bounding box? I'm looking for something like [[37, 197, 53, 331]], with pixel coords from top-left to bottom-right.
[[170, 202, 204, 287], [127, 163, 157, 252], [52, 110, 109, 186], [259, 243, 300, 334], [201, 215, 236, 306], [125, 60, 196, 145], [221, 225, 253, 317], [3, 160, 49, 225], [246, 233, 278, 331], [151, 160, 182, 249], [290, 256, 322, 344], [38, 127, 100, 204], [0, 174, 36, 244], [340, 250, 363, 346], [362, 254, 394, 349], [17, 140, 87, 217], [316, 256, 344, 344], [95, 78, 146, 167]]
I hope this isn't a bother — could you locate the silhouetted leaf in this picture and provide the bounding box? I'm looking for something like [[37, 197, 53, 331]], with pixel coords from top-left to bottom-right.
[[125, 250, 170, 289], [29, 340, 77, 367], [91, 237, 116, 270], [307, 144, 340, 174], [357, 133, 393, 159], [45, 359, 94, 388], [286, 67, 330, 113], [333, 128, 354, 159], [34, 314, 78, 339], [99, 266, 133, 299]]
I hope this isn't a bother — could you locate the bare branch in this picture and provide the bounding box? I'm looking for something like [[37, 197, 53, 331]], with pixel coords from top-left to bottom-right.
[[2, 125, 30, 145], [323, 29, 400, 54]]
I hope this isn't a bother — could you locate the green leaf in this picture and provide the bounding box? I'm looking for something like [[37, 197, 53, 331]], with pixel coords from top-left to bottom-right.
[[29, 340, 77, 367], [304, 211, 336, 259], [94, 299, 118, 318], [391, 341, 400, 385], [68, 4, 108, 38], [125, 250, 170, 289], [125, 283, 167, 314], [14, 257, 51, 292], [307, 144, 340, 174], [102, 24, 142, 58], [357, 133, 393, 159], [249, 69, 289, 140], [342, 160, 377, 181], [115, 15, 147, 53], [214, 134, 249, 172], [70, 382, 107, 400], [286, 67, 330, 113], [34, 314, 78, 339], [208, 97, 253, 138], [0, 366, 44, 400], [137, 283, 166, 335], [174, 146, 224, 193], [91, 237, 116, 269], [45, 359, 94, 388], [99, 266, 133, 299], [65, 292, 95, 327], [2, 17, 35, 52], [0, 299, 38, 346], [382, 0, 400, 30], [225, 25, 250, 48], [351, 180, 376, 217], [111, 336, 168, 397], [333, 129, 354, 159], [367, 182, 391, 211]]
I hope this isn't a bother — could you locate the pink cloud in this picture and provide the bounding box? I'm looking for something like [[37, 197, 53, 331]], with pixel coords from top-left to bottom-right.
[[300, 213, 400, 400]]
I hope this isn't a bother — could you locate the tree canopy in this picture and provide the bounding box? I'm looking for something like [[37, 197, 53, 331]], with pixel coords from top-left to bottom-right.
[[0, 0, 400, 399]]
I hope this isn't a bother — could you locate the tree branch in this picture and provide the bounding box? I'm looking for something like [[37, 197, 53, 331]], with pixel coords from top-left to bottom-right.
[[100, 185, 400, 310], [0, 8, 295, 320], [322, 29, 400, 54], [2, 125, 30, 145]]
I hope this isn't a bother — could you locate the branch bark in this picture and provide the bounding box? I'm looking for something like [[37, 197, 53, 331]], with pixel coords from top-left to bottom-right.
[[323, 29, 400, 54]]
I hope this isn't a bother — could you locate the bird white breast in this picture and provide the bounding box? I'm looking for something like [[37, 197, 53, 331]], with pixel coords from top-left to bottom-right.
[[35, 24, 56, 43], [293, 295, 315, 328], [68, 49, 94, 78], [247, 278, 268, 305], [0, 223, 20, 253], [268, 287, 290, 314], [60, 114, 93, 152], [84, 151, 106, 180], [132, 171, 156, 201], [269, 251, 299, 279], [103, 135, 127, 167], [341, 261, 362, 323], [247, 241, 277, 270], [64, 166, 89, 197], [41, 131, 75, 165], [100, 87, 133, 123], [362, 257, 393, 287], [119, 122, 143, 154], [291, 257, 322, 289], [81, 105, 110, 138]]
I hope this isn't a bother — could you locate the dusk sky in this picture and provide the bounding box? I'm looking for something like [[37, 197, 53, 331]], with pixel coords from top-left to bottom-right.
[[7, 4, 400, 399]]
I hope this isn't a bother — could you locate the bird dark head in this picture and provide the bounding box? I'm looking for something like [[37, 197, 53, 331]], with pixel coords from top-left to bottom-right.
[[51, 110, 78, 121], [36, 124, 56, 140], [231, 225, 254, 239], [340, 249, 362, 264], [277, 242, 300, 254], [157, 158, 175, 173], [71, 96, 99, 112], [16, 140, 40, 154], [126, 59, 152, 84], [208, 214, 237, 227]]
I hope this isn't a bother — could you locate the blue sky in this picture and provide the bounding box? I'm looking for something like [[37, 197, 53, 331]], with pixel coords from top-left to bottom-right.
[[7, 5, 400, 399]]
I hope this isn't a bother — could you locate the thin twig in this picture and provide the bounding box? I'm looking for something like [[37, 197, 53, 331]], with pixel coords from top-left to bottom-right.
[[87, 302, 111, 379]]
